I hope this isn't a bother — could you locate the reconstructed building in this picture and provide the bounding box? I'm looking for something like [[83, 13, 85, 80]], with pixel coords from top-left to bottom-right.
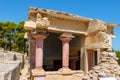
[[24, 7, 119, 80]]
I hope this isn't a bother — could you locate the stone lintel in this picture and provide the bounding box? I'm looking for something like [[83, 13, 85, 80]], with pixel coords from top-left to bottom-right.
[[24, 20, 88, 35], [48, 27, 87, 35]]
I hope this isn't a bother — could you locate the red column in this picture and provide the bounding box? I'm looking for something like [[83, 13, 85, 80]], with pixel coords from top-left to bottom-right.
[[33, 35, 46, 69], [31, 39, 36, 68], [60, 37, 71, 68]]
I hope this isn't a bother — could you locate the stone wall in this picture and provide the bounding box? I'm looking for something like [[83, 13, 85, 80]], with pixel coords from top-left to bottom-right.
[[0, 50, 24, 80], [49, 17, 88, 33], [84, 51, 120, 80], [42, 70, 84, 80]]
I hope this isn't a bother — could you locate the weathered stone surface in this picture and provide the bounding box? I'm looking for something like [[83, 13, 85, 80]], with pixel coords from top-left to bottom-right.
[[0, 62, 20, 80], [87, 19, 107, 33], [86, 51, 120, 80], [0, 51, 24, 80]]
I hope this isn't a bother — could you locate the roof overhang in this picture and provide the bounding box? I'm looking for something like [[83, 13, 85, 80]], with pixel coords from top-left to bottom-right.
[[28, 7, 119, 28]]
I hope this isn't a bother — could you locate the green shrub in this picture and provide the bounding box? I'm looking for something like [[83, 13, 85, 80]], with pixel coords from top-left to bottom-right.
[[115, 50, 120, 65]]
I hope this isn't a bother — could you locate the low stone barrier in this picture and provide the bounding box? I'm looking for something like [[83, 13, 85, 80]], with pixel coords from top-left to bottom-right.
[[0, 62, 20, 80], [0, 50, 24, 80]]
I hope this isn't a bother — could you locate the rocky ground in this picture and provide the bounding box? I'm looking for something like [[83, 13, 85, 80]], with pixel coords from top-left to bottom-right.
[[0, 47, 120, 80], [0, 48, 30, 80]]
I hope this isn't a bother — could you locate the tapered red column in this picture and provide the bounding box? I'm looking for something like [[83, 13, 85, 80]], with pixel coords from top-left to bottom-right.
[[31, 39, 36, 68], [33, 35, 46, 69], [60, 33, 74, 70], [60, 38, 71, 68]]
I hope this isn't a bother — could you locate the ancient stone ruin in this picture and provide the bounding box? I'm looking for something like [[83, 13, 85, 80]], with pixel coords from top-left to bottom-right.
[[24, 7, 119, 80], [84, 51, 120, 80]]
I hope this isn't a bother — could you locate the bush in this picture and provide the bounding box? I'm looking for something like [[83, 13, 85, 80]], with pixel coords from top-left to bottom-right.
[[115, 50, 120, 65]]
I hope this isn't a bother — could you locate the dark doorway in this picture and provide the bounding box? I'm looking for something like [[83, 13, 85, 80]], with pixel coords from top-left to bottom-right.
[[43, 32, 62, 71], [94, 50, 97, 65], [88, 49, 98, 71], [69, 35, 81, 70]]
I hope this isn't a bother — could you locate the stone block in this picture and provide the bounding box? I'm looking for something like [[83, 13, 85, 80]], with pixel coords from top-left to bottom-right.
[[0, 51, 24, 80], [72, 74, 82, 80], [46, 75, 62, 80]]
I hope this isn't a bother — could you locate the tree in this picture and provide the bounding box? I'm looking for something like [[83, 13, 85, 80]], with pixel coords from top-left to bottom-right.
[[0, 22, 16, 50], [0, 21, 28, 53], [112, 48, 120, 65], [15, 21, 28, 53]]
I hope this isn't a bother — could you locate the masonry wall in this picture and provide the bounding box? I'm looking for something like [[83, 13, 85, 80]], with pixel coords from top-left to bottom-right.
[[84, 51, 120, 80]]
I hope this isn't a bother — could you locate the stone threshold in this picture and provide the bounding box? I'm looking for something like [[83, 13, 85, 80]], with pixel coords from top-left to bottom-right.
[[46, 70, 84, 75]]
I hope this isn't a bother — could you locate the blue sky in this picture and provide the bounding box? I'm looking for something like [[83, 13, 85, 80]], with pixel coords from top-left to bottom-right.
[[0, 0, 120, 50]]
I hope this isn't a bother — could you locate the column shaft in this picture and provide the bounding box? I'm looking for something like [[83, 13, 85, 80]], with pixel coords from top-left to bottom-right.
[[61, 38, 71, 68], [84, 49, 88, 74], [31, 39, 36, 68], [63, 40, 69, 68], [60, 33, 74, 70], [34, 35, 46, 68]]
